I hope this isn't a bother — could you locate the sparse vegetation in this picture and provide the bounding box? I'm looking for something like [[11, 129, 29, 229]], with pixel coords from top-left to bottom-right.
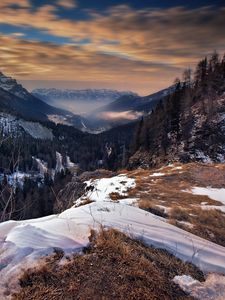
[[13, 229, 204, 300], [126, 163, 225, 246]]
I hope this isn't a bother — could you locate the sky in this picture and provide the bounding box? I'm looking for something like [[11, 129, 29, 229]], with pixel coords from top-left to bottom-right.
[[0, 0, 224, 95]]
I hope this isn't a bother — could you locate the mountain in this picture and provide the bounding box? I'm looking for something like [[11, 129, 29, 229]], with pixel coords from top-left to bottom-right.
[[93, 85, 175, 114], [0, 72, 91, 130], [129, 53, 225, 168], [84, 86, 175, 131], [32, 88, 137, 115]]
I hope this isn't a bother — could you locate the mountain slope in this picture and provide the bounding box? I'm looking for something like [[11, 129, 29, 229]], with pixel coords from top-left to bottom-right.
[[129, 53, 225, 168], [86, 86, 175, 131], [32, 88, 137, 115], [0, 72, 93, 130], [94, 85, 174, 114]]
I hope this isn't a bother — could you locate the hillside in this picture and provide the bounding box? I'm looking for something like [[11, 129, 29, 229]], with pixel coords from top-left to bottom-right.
[[1, 53, 225, 300], [1, 163, 225, 299], [129, 53, 225, 168]]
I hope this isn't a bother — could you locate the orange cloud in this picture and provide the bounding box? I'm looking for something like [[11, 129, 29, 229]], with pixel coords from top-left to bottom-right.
[[57, 0, 77, 9], [97, 111, 143, 121], [0, 5, 224, 94]]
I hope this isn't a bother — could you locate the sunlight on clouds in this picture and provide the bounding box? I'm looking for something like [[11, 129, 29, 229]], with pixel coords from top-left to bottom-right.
[[0, 0, 30, 8], [57, 0, 77, 9], [0, 3, 224, 93], [97, 111, 143, 121]]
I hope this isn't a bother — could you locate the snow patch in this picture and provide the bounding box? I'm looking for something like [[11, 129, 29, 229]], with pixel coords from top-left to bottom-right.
[[184, 187, 225, 212], [173, 274, 225, 300], [1, 201, 225, 298], [0, 113, 53, 140], [75, 174, 137, 206], [150, 172, 165, 177], [190, 187, 225, 205]]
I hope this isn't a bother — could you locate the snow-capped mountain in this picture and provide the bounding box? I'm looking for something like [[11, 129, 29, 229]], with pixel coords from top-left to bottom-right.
[[0, 71, 29, 100], [0, 72, 92, 131], [0, 72, 70, 120], [32, 88, 137, 103], [32, 88, 137, 115]]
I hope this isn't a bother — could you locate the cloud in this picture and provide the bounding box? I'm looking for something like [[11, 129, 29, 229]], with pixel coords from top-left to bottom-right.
[[0, 0, 30, 8], [57, 0, 77, 9], [98, 111, 143, 121], [0, 4, 224, 93]]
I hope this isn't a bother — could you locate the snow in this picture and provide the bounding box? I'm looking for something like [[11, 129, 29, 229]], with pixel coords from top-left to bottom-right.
[[34, 157, 48, 175], [0, 113, 53, 140], [150, 172, 165, 177], [75, 175, 136, 206], [7, 171, 30, 188], [201, 205, 225, 213], [184, 187, 225, 212], [1, 175, 225, 298], [18, 120, 53, 140], [1, 202, 225, 298], [190, 187, 225, 205], [55, 151, 64, 173], [155, 204, 171, 214], [173, 274, 225, 300], [81, 121, 87, 129], [195, 150, 212, 164], [66, 156, 76, 169], [177, 221, 194, 229]]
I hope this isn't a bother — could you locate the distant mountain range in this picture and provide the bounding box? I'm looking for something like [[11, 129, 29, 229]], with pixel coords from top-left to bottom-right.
[[92, 86, 175, 115], [32, 88, 137, 103], [0, 52, 225, 175], [32, 88, 137, 116], [0, 72, 177, 133], [0, 72, 90, 130]]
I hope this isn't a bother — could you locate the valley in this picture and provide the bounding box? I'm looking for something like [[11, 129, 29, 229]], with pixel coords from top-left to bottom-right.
[[0, 52, 225, 300]]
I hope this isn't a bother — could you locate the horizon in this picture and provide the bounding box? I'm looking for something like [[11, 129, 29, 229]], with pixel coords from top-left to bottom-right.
[[0, 1, 224, 95]]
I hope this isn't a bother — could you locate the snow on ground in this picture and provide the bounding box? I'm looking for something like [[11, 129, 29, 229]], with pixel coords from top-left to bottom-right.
[[1, 174, 225, 298], [177, 221, 194, 229], [155, 204, 171, 214], [18, 120, 53, 140], [0, 113, 53, 140], [191, 187, 225, 204], [194, 150, 213, 164], [184, 187, 225, 212], [1, 202, 225, 298], [66, 155, 75, 168], [74, 174, 137, 206], [150, 172, 165, 177], [0, 171, 31, 188], [173, 274, 225, 300]]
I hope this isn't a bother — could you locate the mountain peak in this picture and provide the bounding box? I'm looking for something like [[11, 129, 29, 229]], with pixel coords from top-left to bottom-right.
[[0, 71, 29, 99]]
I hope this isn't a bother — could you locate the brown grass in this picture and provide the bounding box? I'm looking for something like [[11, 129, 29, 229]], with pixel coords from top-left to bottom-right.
[[77, 198, 94, 207], [109, 192, 127, 201], [124, 163, 225, 247], [177, 208, 225, 246], [13, 229, 204, 300]]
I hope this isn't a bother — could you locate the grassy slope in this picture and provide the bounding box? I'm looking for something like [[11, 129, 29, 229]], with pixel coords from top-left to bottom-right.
[[13, 229, 204, 300]]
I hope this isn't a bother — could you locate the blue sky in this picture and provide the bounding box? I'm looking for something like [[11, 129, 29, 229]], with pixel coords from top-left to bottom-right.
[[0, 0, 224, 94]]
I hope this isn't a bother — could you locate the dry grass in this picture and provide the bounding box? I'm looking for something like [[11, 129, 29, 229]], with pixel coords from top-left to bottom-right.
[[124, 163, 225, 246], [13, 229, 204, 300], [109, 192, 127, 201], [169, 207, 190, 222], [176, 208, 225, 246], [138, 200, 169, 218], [78, 198, 94, 207]]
